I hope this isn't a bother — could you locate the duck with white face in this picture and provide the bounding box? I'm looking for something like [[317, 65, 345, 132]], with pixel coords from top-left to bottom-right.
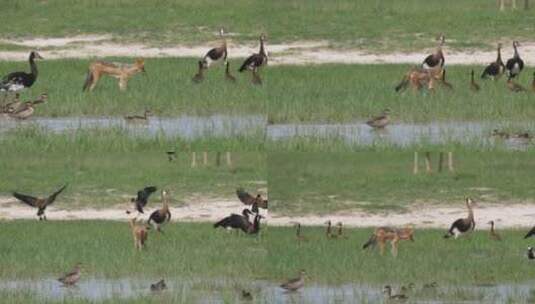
[[201, 28, 227, 69]]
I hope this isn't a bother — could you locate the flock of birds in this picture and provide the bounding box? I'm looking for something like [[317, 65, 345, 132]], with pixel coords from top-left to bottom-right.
[[9, 184, 267, 292]]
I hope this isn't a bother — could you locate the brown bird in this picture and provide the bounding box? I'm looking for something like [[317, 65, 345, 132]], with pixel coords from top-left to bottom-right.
[[201, 28, 227, 68], [124, 109, 152, 122], [366, 109, 390, 129], [280, 270, 305, 292], [422, 34, 445, 69], [225, 62, 236, 83], [335, 222, 348, 239], [58, 263, 82, 286], [8, 93, 47, 120], [148, 190, 172, 233], [488, 220, 501, 241], [293, 222, 308, 242], [192, 60, 205, 83], [13, 184, 68, 220], [236, 188, 268, 212], [470, 70, 480, 92], [507, 77, 526, 92]]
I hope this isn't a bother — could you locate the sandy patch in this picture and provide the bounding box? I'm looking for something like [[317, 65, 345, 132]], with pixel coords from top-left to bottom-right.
[[1, 36, 534, 66]]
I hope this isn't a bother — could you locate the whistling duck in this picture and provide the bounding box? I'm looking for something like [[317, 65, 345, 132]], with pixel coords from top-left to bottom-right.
[[507, 77, 526, 92], [527, 247, 535, 260], [293, 222, 308, 242], [383, 285, 408, 301], [251, 67, 262, 85], [491, 129, 510, 139], [247, 214, 265, 235], [470, 70, 480, 92], [8, 94, 47, 120], [0, 51, 43, 92], [225, 62, 236, 82], [422, 34, 445, 69], [488, 221, 501, 241], [192, 61, 205, 83], [58, 263, 82, 286], [366, 109, 390, 129], [481, 43, 505, 79], [239, 34, 268, 72], [213, 209, 253, 233], [523, 226, 535, 239], [128, 186, 157, 214], [148, 190, 172, 233], [241, 290, 253, 301], [444, 198, 476, 239], [166, 151, 176, 162], [236, 188, 268, 212], [201, 28, 227, 68], [335, 222, 348, 239], [124, 110, 152, 122], [280, 270, 305, 292], [13, 184, 68, 221], [423, 282, 438, 289], [150, 279, 167, 291], [506, 41, 524, 79]]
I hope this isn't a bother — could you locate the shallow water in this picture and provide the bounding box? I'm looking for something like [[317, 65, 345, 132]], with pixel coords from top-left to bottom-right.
[[267, 121, 535, 149], [0, 115, 266, 138], [1, 277, 534, 303]]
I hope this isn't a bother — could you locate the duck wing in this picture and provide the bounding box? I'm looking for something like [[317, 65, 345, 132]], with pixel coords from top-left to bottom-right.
[[12, 192, 39, 207]]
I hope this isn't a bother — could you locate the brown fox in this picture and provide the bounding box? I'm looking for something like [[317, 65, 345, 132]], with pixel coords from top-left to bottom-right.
[[362, 225, 414, 257], [395, 67, 445, 92], [83, 58, 146, 92], [129, 218, 149, 250]]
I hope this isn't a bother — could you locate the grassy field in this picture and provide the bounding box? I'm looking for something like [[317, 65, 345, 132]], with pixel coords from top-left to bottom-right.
[[0, 1, 534, 51], [268, 152, 535, 214], [268, 226, 533, 285], [267, 64, 535, 124], [0, 128, 265, 207], [0, 58, 266, 117]]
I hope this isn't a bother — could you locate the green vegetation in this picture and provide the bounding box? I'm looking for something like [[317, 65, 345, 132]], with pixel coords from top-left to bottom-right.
[[269, 226, 535, 286], [0, 58, 266, 116], [0, 128, 265, 207], [0, 0, 534, 51], [267, 64, 535, 124], [268, 152, 535, 214]]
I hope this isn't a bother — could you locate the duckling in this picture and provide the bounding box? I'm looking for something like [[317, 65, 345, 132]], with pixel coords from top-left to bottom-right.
[[488, 220, 501, 241], [225, 62, 236, 83], [150, 279, 167, 291], [1, 93, 20, 113], [124, 109, 152, 122], [293, 222, 308, 242], [527, 247, 535, 260], [280, 270, 305, 292], [192, 60, 204, 83], [335, 222, 348, 239], [325, 220, 334, 238], [470, 70, 480, 92], [400, 283, 415, 294], [366, 109, 390, 129], [423, 282, 438, 289], [507, 77, 526, 92], [491, 129, 510, 139], [58, 263, 82, 286], [383, 285, 408, 301]]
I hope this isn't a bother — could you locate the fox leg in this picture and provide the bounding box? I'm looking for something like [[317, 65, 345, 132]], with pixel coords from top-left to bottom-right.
[[89, 72, 100, 91]]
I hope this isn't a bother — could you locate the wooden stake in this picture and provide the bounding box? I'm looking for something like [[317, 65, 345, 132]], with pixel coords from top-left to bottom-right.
[[438, 152, 444, 173], [203, 152, 208, 166], [191, 152, 197, 168], [226, 152, 232, 167], [425, 152, 432, 173], [413, 152, 419, 174], [448, 152, 454, 172]]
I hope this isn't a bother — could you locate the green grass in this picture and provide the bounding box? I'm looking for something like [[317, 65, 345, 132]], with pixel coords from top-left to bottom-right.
[[0, 58, 267, 116], [0, 128, 265, 207], [0, 0, 534, 51], [268, 152, 535, 214], [269, 226, 534, 285], [267, 64, 535, 124]]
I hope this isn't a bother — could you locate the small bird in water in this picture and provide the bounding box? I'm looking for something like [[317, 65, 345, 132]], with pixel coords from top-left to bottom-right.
[[280, 270, 305, 292], [58, 263, 82, 286], [366, 109, 390, 129], [383, 285, 408, 300], [241, 290, 253, 300], [150, 279, 167, 291]]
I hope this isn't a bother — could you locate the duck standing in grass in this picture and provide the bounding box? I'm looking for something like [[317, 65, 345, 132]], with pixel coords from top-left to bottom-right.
[[148, 190, 172, 233], [366, 109, 390, 129], [201, 28, 227, 69], [58, 263, 82, 286], [239, 34, 268, 72], [280, 270, 305, 292], [13, 184, 68, 221], [488, 220, 501, 241], [0, 51, 43, 93], [444, 198, 476, 239]]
